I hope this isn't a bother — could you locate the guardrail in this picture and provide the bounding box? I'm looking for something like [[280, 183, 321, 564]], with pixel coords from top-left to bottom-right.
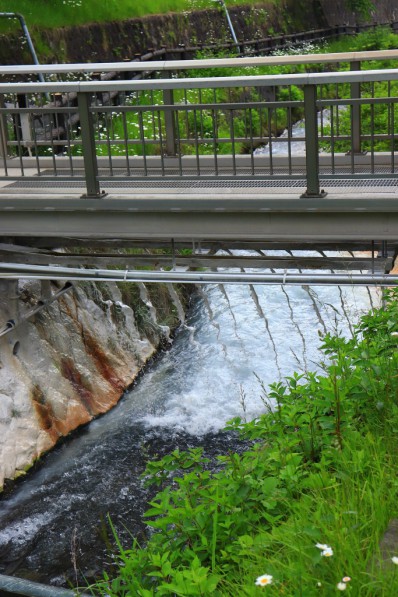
[[0, 50, 398, 198]]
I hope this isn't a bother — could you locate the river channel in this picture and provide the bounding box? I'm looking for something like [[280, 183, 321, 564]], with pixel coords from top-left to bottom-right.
[[0, 271, 379, 586]]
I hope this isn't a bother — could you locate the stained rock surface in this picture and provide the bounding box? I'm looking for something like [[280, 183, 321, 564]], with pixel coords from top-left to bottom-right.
[[0, 280, 164, 487]]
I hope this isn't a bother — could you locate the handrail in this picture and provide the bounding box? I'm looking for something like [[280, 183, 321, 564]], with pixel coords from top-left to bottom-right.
[[1, 48, 398, 76], [1, 58, 398, 199], [1, 67, 398, 94]]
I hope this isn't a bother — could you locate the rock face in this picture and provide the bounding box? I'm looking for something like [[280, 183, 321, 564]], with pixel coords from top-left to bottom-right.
[[319, 0, 398, 26], [0, 280, 172, 488]]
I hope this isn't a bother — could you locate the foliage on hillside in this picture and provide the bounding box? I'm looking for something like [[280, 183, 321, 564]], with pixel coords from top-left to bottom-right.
[[0, 0, 376, 31], [0, 0, 262, 30]]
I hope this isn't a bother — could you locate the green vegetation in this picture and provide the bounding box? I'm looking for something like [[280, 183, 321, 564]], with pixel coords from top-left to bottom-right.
[[346, 0, 375, 20], [0, 0, 267, 31], [88, 289, 398, 596], [82, 28, 398, 159], [0, 0, 377, 32], [318, 28, 398, 153]]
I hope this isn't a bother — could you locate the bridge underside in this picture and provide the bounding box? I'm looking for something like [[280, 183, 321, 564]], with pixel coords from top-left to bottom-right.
[[0, 166, 398, 274], [0, 193, 396, 273]]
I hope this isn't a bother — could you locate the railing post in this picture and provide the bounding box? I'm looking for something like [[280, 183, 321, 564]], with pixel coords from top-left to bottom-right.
[[77, 92, 104, 198], [350, 60, 364, 155], [301, 85, 326, 198], [162, 71, 177, 156]]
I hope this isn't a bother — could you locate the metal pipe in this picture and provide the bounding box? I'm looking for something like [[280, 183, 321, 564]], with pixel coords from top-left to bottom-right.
[[0, 572, 89, 596], [2, 68, 398, 95], [2, 49, 398, 75], [0, 13, 45, 84], [215, 0, 240, 51], [0, 282, 73, 337], [0, 263, 394, 286]]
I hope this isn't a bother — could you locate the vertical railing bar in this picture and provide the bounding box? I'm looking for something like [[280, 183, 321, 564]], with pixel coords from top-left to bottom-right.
[[391, 101, 395, 174], [243, 91, 249, 139], [193, 108, 200, 176], [156, 109, 165, 177], [175, 110, 183, 176], [335, 83, 340, 136], [388, 80, 391, 140], [64, 93, 74, 176], [14, 95, 25, 176], [138, 110, 148, 177], [108, 94, 115, 176], [268, 107, 273, 176], [350, 103, 355, 175], [30, 103, 41, 176], [121, 111, 130, 176], [249, 108, 255, 176], [287, 105, 292, 175], [330, 103, 335, 174], [350, 60, 361, 154], [77, 91, 101, 197], [199, 88, 204, 138], [150, 90, 156, 141], [229, 109, 236, 176], [259, 103, 264, 141], [47, 104, 57, 176], [163, 72, 176, 156], [212, 108, 218, 176], [184, 88, 190, 140], [319, 84, 324, 138], [105, 111, 113, 177], [370, 99, 375, 174]]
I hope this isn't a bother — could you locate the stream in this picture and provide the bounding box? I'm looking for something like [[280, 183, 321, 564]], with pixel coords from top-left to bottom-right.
[[0, 271, 379, 586]]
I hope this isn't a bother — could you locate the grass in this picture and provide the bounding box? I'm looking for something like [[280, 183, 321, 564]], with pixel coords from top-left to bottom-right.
[[86, 289, 398, 596], [0, 0, 276, 31]]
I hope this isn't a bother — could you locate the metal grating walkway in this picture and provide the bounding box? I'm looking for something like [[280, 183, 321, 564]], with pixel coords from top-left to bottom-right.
[[4, 177, 398, 192]]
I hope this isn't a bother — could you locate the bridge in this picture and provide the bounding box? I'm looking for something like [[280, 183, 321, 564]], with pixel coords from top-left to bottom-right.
[[1, 49, 398, 290]]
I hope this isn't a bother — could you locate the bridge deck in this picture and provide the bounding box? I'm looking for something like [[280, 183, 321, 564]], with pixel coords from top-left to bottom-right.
[[0, 174, 398, 245]]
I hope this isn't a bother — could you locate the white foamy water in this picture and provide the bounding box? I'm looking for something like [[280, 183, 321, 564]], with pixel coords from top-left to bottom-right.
[[137, 258, 379, 433]]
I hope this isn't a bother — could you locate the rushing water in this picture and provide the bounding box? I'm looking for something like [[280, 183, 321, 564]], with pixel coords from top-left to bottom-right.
[[0, 270, 379, 586]]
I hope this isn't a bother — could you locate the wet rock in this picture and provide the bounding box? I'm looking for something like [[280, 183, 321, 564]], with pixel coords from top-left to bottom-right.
[[0, 280, 160, 488]]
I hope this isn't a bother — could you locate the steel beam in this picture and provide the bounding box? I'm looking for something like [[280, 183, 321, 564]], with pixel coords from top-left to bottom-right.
[[0, 196, 397, 243], [0, 251, 390, 271]]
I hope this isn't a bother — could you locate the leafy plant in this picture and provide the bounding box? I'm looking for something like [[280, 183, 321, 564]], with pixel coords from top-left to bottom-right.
[[89, 290, 398, 596]]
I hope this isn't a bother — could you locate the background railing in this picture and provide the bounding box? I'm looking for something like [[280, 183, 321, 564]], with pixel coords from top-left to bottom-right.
[[1, 50, 398, 197]]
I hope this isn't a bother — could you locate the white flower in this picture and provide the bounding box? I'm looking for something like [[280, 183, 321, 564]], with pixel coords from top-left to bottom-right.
[[337, 581, 347, 590], [316, 543, 330, 550], [255, 574, 273, 587], [392, 556, 398, 565], [391, 332, 398, 337], [321, 547, 333, 557], [342, 576, 351, 582]]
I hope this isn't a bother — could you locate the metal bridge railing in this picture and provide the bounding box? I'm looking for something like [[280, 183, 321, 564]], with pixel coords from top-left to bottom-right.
[[1, 51, 398, 198]]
